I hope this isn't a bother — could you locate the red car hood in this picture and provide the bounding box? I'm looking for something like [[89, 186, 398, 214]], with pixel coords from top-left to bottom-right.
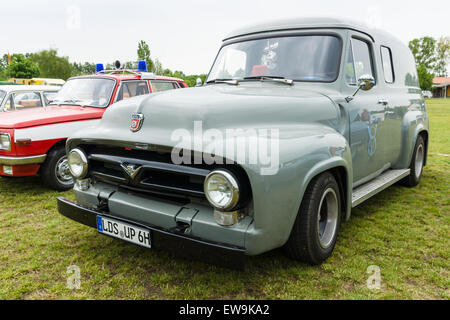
[[0, 105, 105, 129]]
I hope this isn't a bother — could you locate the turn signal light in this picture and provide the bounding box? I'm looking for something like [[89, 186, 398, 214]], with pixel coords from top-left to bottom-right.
[[16, 139, 32, 146]]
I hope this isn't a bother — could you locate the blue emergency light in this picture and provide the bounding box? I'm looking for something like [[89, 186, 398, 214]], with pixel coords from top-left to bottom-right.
[[138, 60, 148, 72], [96, 63, 104, 73]]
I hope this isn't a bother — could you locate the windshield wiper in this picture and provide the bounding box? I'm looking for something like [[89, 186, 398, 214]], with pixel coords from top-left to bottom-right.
[[206, 79, 239, 85], [243, 76, 294, 85]]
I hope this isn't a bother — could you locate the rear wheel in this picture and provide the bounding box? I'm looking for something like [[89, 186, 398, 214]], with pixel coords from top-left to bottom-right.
[[401, 135, 425, 187], [284, 172, 341, 265], [40, 146, 74, 191]]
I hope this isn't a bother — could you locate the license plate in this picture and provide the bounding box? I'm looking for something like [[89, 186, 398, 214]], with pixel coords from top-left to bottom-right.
[[96, 216, 151, 248]]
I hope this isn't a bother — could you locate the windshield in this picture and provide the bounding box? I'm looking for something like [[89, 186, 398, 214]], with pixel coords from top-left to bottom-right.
[[207, 35, 341, 83], [0, 90, 5, 104], [50, 78, 115, 108]]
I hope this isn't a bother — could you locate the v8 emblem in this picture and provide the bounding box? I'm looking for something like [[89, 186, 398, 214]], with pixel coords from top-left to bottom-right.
[[120, 163, 142, 180], [130, 113, 144, 132]]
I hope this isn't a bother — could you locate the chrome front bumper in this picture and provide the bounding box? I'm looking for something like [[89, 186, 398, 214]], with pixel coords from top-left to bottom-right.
[[0, 154, 47, 165]]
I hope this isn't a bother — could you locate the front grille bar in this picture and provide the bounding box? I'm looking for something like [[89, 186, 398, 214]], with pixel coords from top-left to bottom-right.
[[139, 180, 205, 197], [89, 153, 210, 178], [87, 153, 209, 199]]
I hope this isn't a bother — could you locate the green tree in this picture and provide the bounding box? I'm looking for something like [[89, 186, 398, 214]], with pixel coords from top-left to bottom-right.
[[154, 58, 163, 75], [30, 49, 72, 80], [0, 54, 8, 80], [0, 54, 8, 71], [7, 54, 40, 79], [171, 70, 185, 79], [435, 36, 450, 77], [82, 62, 96, 75], [162, 68, 172, 76], [181, 74, 207, 87], [137, 40, 154, 72], [409, 37, 437, 71], [71, 62, 97, 76], [124, 61, 136, 69], [417, 64, 434, 91]]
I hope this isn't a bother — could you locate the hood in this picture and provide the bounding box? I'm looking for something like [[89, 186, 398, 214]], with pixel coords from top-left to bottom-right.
[[69, 84, 340, 150], [0, 105, 104, 129]]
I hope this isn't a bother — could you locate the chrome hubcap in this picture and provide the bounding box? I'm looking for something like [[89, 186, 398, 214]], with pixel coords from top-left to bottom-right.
[[415, 144, 424, 179], [55, 156, 73, 185], [317, 188, 339, 249]]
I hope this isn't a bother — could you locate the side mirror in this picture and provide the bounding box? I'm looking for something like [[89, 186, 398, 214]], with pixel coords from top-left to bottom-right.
[[346, 74, 375, 102], [358, 74, 375, 91], [195, 78, 203, 87]]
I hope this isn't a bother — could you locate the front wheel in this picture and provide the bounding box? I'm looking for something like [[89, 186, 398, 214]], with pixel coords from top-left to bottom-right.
[[40, 146, 74, 191], [284, 172, 341, 265]]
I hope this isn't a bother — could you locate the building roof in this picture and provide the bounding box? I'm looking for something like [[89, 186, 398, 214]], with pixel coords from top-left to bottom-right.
[[224, 16, 399, 43], [433, 77, 450, 86]]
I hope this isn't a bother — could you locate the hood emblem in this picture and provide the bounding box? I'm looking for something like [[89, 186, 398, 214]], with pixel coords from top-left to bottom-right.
[[120, 163, 142, 180], [130, 113, 144, 132]]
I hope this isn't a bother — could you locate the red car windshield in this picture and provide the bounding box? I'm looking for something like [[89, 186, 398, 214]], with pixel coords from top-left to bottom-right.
[[50, 78, 115, 108]]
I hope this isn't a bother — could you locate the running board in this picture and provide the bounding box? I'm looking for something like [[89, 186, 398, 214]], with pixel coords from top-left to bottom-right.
[[352, 169, 410, 207]]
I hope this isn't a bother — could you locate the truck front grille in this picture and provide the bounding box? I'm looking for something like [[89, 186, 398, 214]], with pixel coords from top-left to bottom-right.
[[82, 145, 211, 200]]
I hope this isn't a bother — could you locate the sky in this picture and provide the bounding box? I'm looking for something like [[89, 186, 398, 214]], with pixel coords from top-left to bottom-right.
[[1, 0, 449, 75]]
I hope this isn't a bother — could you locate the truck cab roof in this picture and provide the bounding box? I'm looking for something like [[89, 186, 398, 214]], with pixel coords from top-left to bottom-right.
[[224, 16, 401, 44]]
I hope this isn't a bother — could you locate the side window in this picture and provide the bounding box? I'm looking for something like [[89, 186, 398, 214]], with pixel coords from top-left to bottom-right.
[[380, 46, 394, 83], [12, 92, 43, 110], [150, 81, 178, 92], [116, 81, 149, 102], [345, 43, 356, 85], [350, 38, 375, 83]]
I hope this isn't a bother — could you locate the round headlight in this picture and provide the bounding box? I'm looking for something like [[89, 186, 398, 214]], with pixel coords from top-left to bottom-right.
[[68, 148, 88, 179], [204, 170, 240, 211]]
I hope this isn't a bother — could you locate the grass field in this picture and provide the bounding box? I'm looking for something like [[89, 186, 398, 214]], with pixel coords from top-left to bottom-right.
[[0, 99, 448, 300]]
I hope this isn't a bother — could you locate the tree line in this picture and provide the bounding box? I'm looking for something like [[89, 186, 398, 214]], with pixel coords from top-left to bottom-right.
[[409, 36, 450, 91], [0, 40, 206, 87]]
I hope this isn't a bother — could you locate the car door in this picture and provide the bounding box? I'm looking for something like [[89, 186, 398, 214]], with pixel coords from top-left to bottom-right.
[[345, 35, 390, 185]]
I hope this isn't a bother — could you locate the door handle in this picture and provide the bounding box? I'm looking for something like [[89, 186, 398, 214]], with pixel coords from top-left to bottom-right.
[[378, 98, 389, 105]]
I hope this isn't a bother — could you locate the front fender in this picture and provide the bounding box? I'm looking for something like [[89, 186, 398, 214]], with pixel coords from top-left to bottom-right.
[[241, 124, 352, 255]]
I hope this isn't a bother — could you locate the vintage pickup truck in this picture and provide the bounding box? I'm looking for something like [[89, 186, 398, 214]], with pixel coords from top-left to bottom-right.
[[58, 17, 429, 268], [0, 64, 187, 190]]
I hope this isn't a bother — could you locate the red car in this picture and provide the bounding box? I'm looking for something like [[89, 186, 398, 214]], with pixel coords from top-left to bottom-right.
[[0, 66, 187, 190]]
